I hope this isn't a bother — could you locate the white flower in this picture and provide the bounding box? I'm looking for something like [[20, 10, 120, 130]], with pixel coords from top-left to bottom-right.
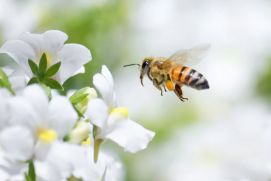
[[0, 89, 29, 179], [0, 147, 27, 181], [2, 67, 27, 91], [85, 65, 155, 155], [93, 65, 116, 107], [0, 88, 12, 129], [7, 84, 77, 138], [0, 125, 34, 162], [35, 142, 124, 181], [0, 30, 92, 83], [0, 90, 27, 178], [3, 84, 77, 162]]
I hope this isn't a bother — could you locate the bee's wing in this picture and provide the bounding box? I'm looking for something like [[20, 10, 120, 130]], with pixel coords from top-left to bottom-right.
[[168, 44, 210, 65]]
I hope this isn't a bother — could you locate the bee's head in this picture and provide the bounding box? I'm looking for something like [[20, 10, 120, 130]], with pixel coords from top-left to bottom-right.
[[122, 58, 153, 87], [140, 58, 153, 86]]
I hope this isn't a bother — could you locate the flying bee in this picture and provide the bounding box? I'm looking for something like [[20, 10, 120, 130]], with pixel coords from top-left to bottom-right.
[[124, 44, 210, 101]]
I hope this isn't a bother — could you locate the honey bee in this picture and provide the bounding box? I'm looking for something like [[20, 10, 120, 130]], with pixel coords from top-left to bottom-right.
[[124, 44, 210, 101]]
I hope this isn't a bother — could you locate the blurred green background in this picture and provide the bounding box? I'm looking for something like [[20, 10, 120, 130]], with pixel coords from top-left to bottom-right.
[[38, 0, 130, 89], [1, 0, 271, 180]]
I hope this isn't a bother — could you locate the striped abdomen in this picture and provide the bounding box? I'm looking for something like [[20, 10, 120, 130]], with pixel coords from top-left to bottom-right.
[[171, 65, 209, 90]]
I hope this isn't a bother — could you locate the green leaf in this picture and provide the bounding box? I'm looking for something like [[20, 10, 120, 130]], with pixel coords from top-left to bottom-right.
[[0, 68, 15, 95], [27, 77, 39, 85], [63, 134, 70, 142], [0, 69, 11, 86], [69, 87, 97, 104], [73, 105, 85, 117], [67, 176, 83, 181], [69, 87, 96, 116], [0, 79, 4, 86], [39, 53, 47, 74], [28, 60, 39, 75], [28, 160, 36, 181], [70, 92, 89, 105], [24, 174, 32, 181], [45, 62, 61, 77], [24, 160, 36, 181], [43, 78, 63, 90]]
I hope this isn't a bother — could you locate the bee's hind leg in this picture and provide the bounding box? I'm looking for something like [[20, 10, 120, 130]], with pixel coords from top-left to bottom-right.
[[153, 79, 163, 96], [174, 84, 188, 102]]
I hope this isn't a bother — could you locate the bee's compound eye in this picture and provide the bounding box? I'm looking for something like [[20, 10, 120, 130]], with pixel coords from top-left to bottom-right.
[[142, 61, 149, 69]]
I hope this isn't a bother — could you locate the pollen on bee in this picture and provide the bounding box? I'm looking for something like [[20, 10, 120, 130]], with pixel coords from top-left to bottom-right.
[[166, 80, 174, 91]]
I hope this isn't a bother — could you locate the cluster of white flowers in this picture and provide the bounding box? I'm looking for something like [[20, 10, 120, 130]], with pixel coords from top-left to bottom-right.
[[0, 30, 155, 181]]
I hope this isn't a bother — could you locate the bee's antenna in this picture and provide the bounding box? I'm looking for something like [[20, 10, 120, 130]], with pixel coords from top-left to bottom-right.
[[123, 63, 140, 67]]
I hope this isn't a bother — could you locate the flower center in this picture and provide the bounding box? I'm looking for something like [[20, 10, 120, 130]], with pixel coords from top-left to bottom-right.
[[45, 53, 52, 66], [37, 128, 57, 143], [110, 107, 129, 118]]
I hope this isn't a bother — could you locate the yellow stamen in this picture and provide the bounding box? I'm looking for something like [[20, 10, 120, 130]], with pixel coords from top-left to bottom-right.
[[81, 137, 91, 145], [45, 53, 52, 66], [111, 107, 129, 118], [37, 129, 57, 143]]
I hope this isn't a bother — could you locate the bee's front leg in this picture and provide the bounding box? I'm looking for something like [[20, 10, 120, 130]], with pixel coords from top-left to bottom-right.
[[163, 84, 167, 92], [174, 84, 188, 101], [153, 79, 163, 96], [147, 68, 153, 81]]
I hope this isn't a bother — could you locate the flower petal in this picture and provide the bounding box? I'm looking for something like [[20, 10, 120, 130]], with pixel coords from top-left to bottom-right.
[[0, 89, 11, 129], [0, 40, 35, 76], [105, 119, 155, 153], [19, 32, 44, 62], [48, 96, 77, 138], [93, 72, 115, 107], [73, 168, 100, 181], [45, 142, 83, 179], [22, 85, 49, 119], [97, 107, 129, 138], [68, 121, 91, 144], [8, 72, 27, 91], [7, 97, 40, 131], [34, 140, 53, 161], [58, 43, 91, 83], [35, 161, 61, 181], [42, 30, 68, 53], [42, 30, 68, 65], [0, 169, 9, 181], [85, 98, 108, 128], [2, 67, 13, 75], [97, 150, 124, 181], [0, 126, 34, 162], [101, 65, 114, 89], [19, 30, 67, 66], [0, 156, 27, 180], [72, 66, 85, 75]]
